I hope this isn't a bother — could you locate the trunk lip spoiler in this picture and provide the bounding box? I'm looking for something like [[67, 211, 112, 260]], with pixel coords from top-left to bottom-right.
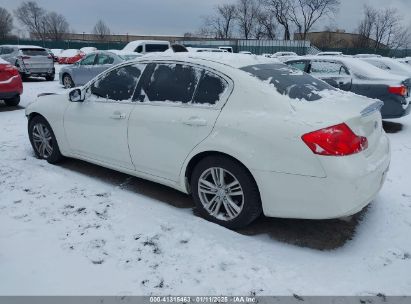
[[361, 101, 384, 117]]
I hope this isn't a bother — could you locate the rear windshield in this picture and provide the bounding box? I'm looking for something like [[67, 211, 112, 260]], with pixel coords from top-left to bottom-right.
[[21, 48, 48, 56], [145, 44, 169, 52], [241, 63, 336, 101]]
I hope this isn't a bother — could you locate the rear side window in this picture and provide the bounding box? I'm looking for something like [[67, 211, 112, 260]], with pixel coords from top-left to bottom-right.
[[145, 44, 169, 52], [90, 64, 145, 101], [143, 63, 200, 103], [193, 71, 228, 105], [310, 61, 349, 76], [80, 54, 96, 65], [21, 48, 48, 56], [241, 63, 336, 101]]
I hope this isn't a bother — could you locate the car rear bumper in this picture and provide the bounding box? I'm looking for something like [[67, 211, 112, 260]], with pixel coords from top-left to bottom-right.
[[253, 133, 391, 219], [381, 96, 411, 119]]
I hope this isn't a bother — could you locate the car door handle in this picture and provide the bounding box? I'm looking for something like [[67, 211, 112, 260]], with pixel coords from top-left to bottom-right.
[[182, 117, 208, 127], [110, 112, 126, 119]]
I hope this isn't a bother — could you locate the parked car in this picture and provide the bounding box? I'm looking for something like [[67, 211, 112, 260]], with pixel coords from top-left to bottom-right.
[[354, 54, 382, 58], [0, 45, 55, 81], [285, 56, 411, 119], [360, 57, 411, 77], [80, 47, 97, 54], [58, 49, 85, 64], [316, 51, 343, 56], [219, 46, 233, 53], [188, 47, 227, 53], [122, 40, 170, 54], [271, 51, 298, 57], [0, 57, 23, 106], [239, 51, 252, 55], [397, 57, 411, 66], [26, 53, 390, 229], [50, 49, 63, 62], [59, 51, 141, 88]]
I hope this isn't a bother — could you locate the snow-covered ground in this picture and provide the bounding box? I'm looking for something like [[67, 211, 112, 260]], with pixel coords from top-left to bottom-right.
[[1, 67, 411, 296]]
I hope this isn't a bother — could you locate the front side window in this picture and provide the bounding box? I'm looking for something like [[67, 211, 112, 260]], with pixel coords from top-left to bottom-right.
[[241, 63, 336, 102], [310, 61, 349, 77], [80, 54, 96, 66], [90, 64, 145, 101], [96, 54, 114, 65], [143, 63, 200, 104]]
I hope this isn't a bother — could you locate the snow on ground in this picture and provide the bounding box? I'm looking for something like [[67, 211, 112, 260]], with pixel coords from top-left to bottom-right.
[[1, 68, 411, 296]]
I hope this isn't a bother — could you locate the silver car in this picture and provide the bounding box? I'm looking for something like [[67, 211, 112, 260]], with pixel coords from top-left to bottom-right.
[[0, 45, 55, 81], [59, 51, 140, 88]]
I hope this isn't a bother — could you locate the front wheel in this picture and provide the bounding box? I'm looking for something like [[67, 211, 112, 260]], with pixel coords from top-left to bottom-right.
[[4, 96, 20, 106], [28, 115, 64, 164], [62, 74, 74, 88], [191, 155, 262, 229]]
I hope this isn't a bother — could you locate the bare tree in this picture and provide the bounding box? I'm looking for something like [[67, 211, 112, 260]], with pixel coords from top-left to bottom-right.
[[93, 19, 111, 41], [0, 7, 13, 39], [14, 1, 47, 40], [355, 5, 377, 48], [199, 4, 237, 39], [374, 8, 399, 49], [263, 0, 292, 40], [236, 0, 260, 39], [44, 12, 69, 40], [289, 0, 340, 41], [254, 10, 277, 39]]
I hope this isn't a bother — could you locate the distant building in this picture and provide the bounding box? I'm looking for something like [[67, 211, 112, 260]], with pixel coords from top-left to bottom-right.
[[294, 30, 386, 49]]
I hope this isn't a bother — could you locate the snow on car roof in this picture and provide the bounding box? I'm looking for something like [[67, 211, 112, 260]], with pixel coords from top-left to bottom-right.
[[297, 55, 406, 81], [141, 52, 279, 69], [59, 49, 81, 57], [123, 40, 170, 52], [2, 45, 45, 50]]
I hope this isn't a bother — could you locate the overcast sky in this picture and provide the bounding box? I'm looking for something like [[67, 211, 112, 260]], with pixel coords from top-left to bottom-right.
[[2, 0, 411, 36]]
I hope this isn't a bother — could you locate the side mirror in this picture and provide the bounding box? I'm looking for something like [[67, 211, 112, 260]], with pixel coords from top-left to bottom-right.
[[69, 88, 84, 102]]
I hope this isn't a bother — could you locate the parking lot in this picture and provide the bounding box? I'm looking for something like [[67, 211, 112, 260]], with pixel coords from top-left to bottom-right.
[[0, 63, 411, 296]]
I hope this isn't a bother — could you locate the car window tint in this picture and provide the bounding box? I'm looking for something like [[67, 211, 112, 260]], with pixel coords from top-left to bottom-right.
[[80, 54, 96, 65], [241, 63, 336, 102], [287, 61, 306, 72], [90, 64, 145, 101], [193, 71, 228, 105], [310, 61, 349, 76], [96, 54, 114, 65], [143, 63, 200, 104], [21, 48, 48, 56]]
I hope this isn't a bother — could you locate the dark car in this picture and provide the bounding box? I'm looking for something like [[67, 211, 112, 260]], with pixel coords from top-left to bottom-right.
[[284, 56, 411, 119]]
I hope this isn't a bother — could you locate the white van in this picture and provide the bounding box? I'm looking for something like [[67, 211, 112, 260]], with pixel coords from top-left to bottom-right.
[[122, 40, 170, 54]]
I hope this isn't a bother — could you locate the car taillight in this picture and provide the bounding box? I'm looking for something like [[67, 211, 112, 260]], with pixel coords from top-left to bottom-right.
[[2, 64, 19, 76], [301, 123, 368, 156], [388, 85, 408, 96]]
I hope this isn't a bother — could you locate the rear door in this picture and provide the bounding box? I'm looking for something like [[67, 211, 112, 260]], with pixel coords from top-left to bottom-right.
[[128, 62, 231, 181], [309, 60, 353, 91]]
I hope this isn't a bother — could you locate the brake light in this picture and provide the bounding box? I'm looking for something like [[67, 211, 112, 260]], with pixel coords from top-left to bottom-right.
[[302, 123, 368, 156], [388, 85, 408, 96], [2, 64, 19, 76]]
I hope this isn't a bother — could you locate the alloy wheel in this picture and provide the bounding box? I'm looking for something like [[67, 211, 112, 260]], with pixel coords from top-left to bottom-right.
[[32, 123, 53, 159], [198, 167, 244, 221]]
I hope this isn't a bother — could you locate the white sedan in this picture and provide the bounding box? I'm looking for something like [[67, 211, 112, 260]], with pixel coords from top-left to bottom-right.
[[25, 53, 391, 229]]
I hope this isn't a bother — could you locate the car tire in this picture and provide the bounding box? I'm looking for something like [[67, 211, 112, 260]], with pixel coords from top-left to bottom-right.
[[45, 73, 55, 81], [191, 155, 262, 229], [28, 115, 64, 164], [62, 74, 74, 88], [4, 96, 20, 106]]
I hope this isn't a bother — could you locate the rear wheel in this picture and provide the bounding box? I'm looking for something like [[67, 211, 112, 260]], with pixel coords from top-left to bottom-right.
[[191, 155, 262, 229], [4, 96, 20, 106], [45, 73, 55, 81], [62, 74, 74, 88], [28, 116, 64, 164]]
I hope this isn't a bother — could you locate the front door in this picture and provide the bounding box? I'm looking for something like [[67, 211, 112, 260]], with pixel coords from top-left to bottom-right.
[[64, 63, 146, 170]]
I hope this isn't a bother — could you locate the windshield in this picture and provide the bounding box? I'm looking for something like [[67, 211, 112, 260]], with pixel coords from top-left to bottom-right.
[[241, 63, 336, 101]]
